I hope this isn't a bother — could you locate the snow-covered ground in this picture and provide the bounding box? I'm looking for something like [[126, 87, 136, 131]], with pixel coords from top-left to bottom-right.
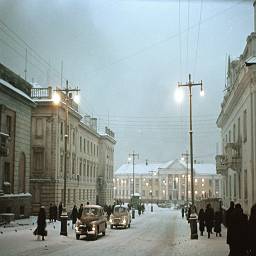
[[0, 204, 229, 256]]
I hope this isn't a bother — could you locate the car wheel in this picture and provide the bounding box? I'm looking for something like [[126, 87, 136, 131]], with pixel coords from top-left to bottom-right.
[[76, 234, 80, 240], [102, 229, 106, 236], [110, 225, 113, 229], [128, 223, 130, 228]]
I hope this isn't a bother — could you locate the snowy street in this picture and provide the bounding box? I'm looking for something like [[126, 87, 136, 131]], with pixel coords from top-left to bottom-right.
[[0, 205, 229, 256]]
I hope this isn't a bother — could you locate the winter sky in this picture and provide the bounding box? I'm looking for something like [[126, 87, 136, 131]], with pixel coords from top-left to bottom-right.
[[0, 0, 253, 169]]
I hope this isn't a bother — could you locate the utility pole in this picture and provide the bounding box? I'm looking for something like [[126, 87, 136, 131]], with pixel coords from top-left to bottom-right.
[[178, 73, 204, 240], [181, 151, 189, 205], [55, 80, 80, 236], [129, 151, 139, 219]]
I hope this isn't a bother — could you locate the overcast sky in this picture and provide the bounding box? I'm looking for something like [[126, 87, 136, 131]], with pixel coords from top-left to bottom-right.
[[0, 0, 253, 169]]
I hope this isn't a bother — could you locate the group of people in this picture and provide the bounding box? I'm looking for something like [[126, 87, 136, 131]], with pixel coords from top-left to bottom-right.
[[226, 201, 256, 256], [197, 203, 222, 238]]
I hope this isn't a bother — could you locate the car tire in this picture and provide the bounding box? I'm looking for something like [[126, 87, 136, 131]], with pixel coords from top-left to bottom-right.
[[94, 228, 98, 240], [110, 225, 113, 229], [128, 223, 130, 228], [102, 229, 106, 236], [76, 234, 80, 240]]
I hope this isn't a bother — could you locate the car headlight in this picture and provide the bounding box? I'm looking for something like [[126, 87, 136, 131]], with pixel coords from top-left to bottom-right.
[[92, 226, 96, 231]]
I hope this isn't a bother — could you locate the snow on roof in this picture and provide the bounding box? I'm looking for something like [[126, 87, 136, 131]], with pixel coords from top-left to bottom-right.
[[115, 160, 217, 176], [115, 162, 164, 175], [0, 79, 35, 103]]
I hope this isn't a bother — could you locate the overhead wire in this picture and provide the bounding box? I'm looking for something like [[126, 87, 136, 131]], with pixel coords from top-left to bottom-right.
[[186, 0, 190, 75]]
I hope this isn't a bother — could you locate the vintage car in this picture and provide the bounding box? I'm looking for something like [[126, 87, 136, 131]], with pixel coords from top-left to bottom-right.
[[75, 205, 107, 240], [109, 205, 131, 229]]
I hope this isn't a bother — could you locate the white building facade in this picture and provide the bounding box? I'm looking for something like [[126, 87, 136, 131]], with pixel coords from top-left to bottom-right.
[[114, 159, 222, 204], [216, 2, 256, 214]]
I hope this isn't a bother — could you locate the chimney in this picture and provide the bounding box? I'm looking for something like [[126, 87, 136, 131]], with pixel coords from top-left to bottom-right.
[[254, 1, 256, 32]]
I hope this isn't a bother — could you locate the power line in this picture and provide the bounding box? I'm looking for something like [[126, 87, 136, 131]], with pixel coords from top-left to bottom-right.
[[193, 0, 203, 78], [186, 0, 190, 75]]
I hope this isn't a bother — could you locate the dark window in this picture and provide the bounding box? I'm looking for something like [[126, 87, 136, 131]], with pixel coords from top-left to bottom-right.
[[6, 115, 11, 136]]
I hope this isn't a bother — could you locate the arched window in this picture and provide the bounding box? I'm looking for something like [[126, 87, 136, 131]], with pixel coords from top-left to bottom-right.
[[19, 152, 26, 193]]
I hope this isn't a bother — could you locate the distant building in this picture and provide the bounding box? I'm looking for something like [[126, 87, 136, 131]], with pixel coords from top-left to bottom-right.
[[0, 63, 35, 218], [30, 86, 116, 214], [216, 1, 256, 214], [114, 159, 222, 204]]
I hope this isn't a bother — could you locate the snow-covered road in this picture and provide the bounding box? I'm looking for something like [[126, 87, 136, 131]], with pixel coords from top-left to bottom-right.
[[0, 205, 229, 256]]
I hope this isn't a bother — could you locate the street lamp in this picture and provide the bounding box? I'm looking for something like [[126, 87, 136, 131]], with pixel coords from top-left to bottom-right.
[[53, 80, 80, 236], [128, 151, 139, 219], [177, 74, 204, 240]]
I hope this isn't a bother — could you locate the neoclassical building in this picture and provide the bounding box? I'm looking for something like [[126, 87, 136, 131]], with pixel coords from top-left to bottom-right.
[[216, 1, 256, 214], [0, 63, 35, 218], [30, 87, 116, 214], [114, 159, 222, 204]]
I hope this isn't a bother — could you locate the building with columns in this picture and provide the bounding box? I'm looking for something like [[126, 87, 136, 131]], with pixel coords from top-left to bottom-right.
[[30, 86, 116, 214], [0, 64, 36, 218], [114, 159, 222, 204], [216, 1, 256, 214]]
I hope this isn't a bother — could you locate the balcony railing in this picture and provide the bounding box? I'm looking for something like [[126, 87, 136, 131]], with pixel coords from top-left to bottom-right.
[[215, 155, 227, 175], [31, 87, 52, 99]]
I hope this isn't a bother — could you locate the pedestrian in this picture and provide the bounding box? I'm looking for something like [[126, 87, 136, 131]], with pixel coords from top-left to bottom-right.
[[226, 201, 235, 253], [53, 204, 57, 222], [214, 210, 222, 237], [78, 204, 83, 219], [204, 204, 214, 239], [229, 204, 248, 256], [34, 206, 47, 241], [49, 203, 54, 223], [58, 202, 63, 220], [198, 208, 205, 236], [71, 205, 78, 229], [86, 201, 89, 205], [248, 204, 256, 256], [181, 207, 185, 219]]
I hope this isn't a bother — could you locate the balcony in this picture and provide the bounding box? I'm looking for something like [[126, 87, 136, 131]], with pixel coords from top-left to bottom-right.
[[225, 143, 241, 171], [215, 155, 227, 175]]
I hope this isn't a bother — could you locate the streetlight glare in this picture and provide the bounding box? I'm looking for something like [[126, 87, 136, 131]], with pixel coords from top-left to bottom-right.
[[52, 92, 61, 105], [174, 88, 184, 103], [73, 94, 80, 104], [200, 89, 205, 97]]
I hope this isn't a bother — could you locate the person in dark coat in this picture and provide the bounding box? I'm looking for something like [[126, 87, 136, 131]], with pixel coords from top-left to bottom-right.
[[204, 204, 214, 239], [58, 202, 63, 220], [71, 205, 78, 229], [229, 204, 248, 256], [226, 201, 235, 251], [53, 204, 58, 222], [214, 210, 222, 237], [34, 206, 47, 240], [181, 207, 185, 219], [198, 208, 205, 236], [78, 204, 83, 219], [49, 203, 54, 223], [248, 204, 256, 256]]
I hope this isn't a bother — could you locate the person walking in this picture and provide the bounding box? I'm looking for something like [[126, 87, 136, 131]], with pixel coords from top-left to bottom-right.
[[58, 202, 63, 220], [78, 204, 83, 219], [248, 204, 256, 256], [229, 204, 248, 256], [53, 204, 58, 222], [214, 209, 222, 237], [49, 203, 54, 223], [204, 204, 214, 239], [71, 205, 78, 229], [226, 201, 235, 254], [198, 208, 205, 236], [34, 206, 47, 241]]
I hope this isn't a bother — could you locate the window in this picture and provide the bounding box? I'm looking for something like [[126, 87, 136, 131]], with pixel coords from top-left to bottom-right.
[[233, 124, 236, 143], [79, 189, 81, 200], [84, 139, 86, 153], [73, 130, 75, 145], [80, 136, 82, 152], [4, 162, 10, 182], [60, 122, 63, 139], [33, 149, 44, 171], [6, 115, 11, 136], [68, 189, 71, 203], [228, 130, 231, 143], [73, 189, 76, 202], [79, 160, 82, 176], [234, 173, 237, 198], [238, 117, 241, 141], [83, 189, 85, 200], [244, 169, 248, 200], [35, 118, 43, 138], [243, 110, 247, 142], [60, 154, 63, 173]]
